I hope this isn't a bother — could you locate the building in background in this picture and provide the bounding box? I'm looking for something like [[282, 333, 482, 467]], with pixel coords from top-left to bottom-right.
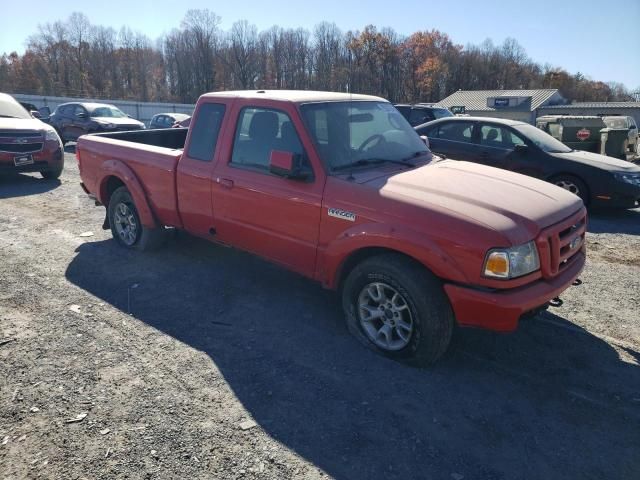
[[537, 102, 640, 128], [437, 89, 565, 124]]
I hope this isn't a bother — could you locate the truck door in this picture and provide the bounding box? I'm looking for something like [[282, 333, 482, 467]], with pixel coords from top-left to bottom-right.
[[176, 101, 229, 237], [211, 104, 324, 277]]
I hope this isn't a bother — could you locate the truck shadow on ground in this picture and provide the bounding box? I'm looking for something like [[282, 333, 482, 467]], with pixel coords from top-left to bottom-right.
[[65, 233, 640, 480], [0, 173, 61, 199], [588, 208, 640, 235]]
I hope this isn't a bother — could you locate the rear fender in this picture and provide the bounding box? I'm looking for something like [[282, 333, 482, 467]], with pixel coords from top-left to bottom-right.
[[98, 159, 158, 229], [320, 222, 469, 289]]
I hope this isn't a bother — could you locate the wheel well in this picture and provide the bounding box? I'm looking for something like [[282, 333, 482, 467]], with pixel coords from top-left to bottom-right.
[[547, 172, 590, 200], [336, 247, 426, 292], [103, 176, 125, 206]]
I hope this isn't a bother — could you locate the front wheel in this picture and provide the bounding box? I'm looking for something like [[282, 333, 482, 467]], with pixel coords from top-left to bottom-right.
[[342, 254, 454, 366], [107, 186, 165, 251], [551, 174, 589, 205], [41, 164, 63, 180]]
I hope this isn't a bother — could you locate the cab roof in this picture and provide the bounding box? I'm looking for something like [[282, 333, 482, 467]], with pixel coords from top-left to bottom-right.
[[200, 90, 386, 104]]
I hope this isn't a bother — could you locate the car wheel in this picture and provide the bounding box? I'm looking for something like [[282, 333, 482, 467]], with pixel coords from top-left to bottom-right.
[[342, 254, 454, 366], [41, 165, 63, 180], [551, 175, 589, 205], [108, 186, 165, 251]]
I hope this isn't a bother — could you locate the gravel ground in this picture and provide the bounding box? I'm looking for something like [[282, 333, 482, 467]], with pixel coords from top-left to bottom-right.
[[1, 149, 639, 480]]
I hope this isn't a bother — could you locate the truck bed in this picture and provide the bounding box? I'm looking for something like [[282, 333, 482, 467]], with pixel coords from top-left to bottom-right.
[[77, 131, 185, 228], [92, 127, 188, 150]]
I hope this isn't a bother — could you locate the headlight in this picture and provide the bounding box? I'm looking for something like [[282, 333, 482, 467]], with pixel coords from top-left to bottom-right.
[[483, 241, 540, 279], [614, 173, 640, 186], [44, 128, 61, 144]]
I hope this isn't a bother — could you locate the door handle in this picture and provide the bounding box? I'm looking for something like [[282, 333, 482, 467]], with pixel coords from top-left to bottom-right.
[[216, 177, 234, 189]]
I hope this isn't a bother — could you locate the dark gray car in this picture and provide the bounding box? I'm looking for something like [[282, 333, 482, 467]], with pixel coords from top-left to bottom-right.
[[416, 116, 640, 209]]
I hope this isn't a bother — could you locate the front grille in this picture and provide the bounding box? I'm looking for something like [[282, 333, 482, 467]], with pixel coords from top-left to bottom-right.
[[0, 130, 45, 154], [0, 142, 44, 153], [535, 209, 586, 279], [0, 131, 42, 137]]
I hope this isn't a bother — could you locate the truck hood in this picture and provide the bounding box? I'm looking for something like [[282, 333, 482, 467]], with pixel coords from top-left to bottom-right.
[[551, 149, 640, 172], [0, 117, 49, 131], [363, 160, 583, 245]]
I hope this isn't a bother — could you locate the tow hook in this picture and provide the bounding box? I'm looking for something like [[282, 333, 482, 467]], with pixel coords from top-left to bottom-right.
[[549, 297, 563, 308], [572, 279, 582, 286]]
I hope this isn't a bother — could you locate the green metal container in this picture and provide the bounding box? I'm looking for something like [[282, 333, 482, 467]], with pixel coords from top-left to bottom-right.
[[599, 128, 631, 160], [536, 115, 605, 153]]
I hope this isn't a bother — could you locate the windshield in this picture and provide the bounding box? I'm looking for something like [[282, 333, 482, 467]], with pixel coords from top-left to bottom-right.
[[90, 106, 127, 118], [432, 108, 454, 119], [0, 96, 33, 119], [603, 117, 628, 129], [514, 123, 572, 153], [300, 101, 430, 171]]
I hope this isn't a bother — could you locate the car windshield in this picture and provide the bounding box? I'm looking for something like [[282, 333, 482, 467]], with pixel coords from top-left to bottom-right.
[[300, 101, 430, 171], [432, 108, 454, 119], [90, 106, 127, 118], [603, 117, 628, 129], [514, 123, 572, 153], [0, 96, 32, 119]]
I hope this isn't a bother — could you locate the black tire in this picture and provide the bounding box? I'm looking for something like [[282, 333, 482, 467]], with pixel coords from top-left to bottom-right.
[[342, 254, 454, 366], [41, 163, 63, 180], [107, 186, 165, 251], [550, 174, 589, 205]]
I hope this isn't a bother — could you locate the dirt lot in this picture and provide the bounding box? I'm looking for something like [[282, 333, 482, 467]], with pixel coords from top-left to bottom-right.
[[1, 149, 639, 480]]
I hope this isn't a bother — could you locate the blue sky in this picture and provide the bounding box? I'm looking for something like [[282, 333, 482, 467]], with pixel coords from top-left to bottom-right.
[[1, 0, 638, 89]]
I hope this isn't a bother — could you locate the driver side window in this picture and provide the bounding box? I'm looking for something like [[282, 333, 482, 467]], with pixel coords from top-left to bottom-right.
[[230, 107, 308, 174]]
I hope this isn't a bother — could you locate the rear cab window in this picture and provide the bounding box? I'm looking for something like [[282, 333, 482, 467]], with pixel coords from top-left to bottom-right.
[[186, 103, 226, 161]]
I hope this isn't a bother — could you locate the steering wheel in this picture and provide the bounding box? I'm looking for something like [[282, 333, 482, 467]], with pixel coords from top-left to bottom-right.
[[357, 134, 385, 153]]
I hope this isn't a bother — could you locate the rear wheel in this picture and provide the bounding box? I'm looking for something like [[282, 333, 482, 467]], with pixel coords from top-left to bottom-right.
[[107, 186, 165, 251], [551, 174, 589, 205], [342, 254, 454, 366]]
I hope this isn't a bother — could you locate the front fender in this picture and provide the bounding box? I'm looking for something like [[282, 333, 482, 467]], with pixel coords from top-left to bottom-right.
[[98, 159, 158, 229], [319, 222, 469, 289]]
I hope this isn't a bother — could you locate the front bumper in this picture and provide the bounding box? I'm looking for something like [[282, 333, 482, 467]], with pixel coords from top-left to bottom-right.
[[592, 179, 640, 209], [0, 145, 63, 174], [444, 251, 585, 332]]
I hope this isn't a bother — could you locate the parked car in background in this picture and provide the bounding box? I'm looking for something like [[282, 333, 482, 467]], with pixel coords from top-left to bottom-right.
[[49, 102, 145, 144], [394, 103, 453, 126], [603, 116, 638, 154], [149, 113, 191, 129], [0, 93, 64, 179], [76, 90, 587, 366], [19, 102, 42, 119], [416, 116, 640, 208], [171, 116, 191, 128]]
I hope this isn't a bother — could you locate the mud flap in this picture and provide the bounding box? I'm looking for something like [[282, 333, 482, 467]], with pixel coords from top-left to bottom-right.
[[102, 208, 110, 230]]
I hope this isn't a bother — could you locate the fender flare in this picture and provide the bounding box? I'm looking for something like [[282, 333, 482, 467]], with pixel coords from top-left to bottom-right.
[[98, 159, 158, 229], [320, 222, 469, 289]]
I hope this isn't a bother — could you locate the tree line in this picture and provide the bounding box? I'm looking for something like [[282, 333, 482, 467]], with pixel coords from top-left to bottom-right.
[[0, 10, 635, 105]]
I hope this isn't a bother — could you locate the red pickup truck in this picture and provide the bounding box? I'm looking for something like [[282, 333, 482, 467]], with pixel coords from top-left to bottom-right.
[[77, 90, 586, 365]]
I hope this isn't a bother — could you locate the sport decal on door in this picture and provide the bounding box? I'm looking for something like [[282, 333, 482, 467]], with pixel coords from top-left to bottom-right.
[[328, 208, 356, 222]]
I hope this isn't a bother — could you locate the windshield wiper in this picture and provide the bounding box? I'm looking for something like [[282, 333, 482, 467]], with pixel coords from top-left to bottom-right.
[[332, 158, 416, 172]]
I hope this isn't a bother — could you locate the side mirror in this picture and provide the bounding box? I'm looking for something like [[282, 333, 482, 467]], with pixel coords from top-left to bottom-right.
[[420, 135, 430, 149], [514, 144, 528, 152], [269, 150, 311, 181], [30, 110, 41, 119]]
